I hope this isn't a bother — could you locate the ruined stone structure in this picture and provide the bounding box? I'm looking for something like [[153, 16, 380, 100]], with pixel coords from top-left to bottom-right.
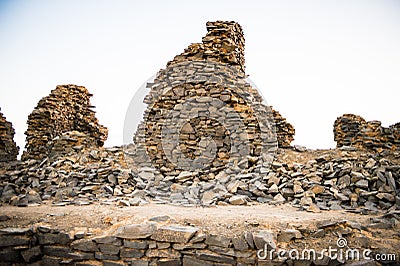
[[0, 108, 19, 162], [22, 84, 108, 160], [334, 114, 400, 151], [133, 21, 294, 178], [271, 108, 295, 148]]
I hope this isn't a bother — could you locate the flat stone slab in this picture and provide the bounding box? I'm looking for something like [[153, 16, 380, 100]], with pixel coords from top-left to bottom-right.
[[0, 227, 31, 235], [151, 225, 198, 243], [115, 224, 156, 239], [253, 230, 276, 250], [205, 234, 231, 247]]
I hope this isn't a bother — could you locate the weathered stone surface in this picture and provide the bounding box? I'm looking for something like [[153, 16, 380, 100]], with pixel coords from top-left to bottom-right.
[[123, 259, 149, 266], [229, 195, 248, 205], [39, 232, 72, 245], [93, 236, 121, 245], [95, 252, 119, 260], [98, 243, 120, 255], [190, 233, 206, 243], [120, 247, 145, 258], [244, 231, 255, 249], [172, 242, 207, 250], [0, 235, 30, 247], [253, 230, 276, 250], [277, 229, 302, 242], [71, 239, 98, 252], [195, 250, 235, 264], [123, 239, 148, 249], [115, 224, 156, 239], [208, 245, 235, 256], [67, 251, 95, 260], [0, 227, 31, 234], [21, 246, 42, 262], [145, 248, 180, 259], [0, 248, 23, 262], [232, 236, 249, 251], [42, 245, 73, 257], [103, 261, 126, 266], [151, 225, 198, 243], [205, 234, 231, 248], [183, 255, 213, 266]]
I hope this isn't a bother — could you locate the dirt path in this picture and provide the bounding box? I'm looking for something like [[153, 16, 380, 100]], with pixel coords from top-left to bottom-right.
[[0, 203, 378, 234]]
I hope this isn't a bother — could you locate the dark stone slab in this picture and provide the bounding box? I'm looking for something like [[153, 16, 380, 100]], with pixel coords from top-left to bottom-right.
[[205, 234, 231, 248], [0, 235, 30, 247], [120, 247, 145, 258], [71, 238, 98, 252], [21, 245, 42, 262]]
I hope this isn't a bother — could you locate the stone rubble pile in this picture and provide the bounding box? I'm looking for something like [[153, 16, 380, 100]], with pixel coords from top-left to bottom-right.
[[334, 114, 400, 152], [0, 108, 19, 162], [1, 146, 399, 213], [132, 21, 294, 180], [22, 84, 108, 161], [131, 149, 400, 213], [0, 146, 129, 207], [0, 216, 398, 265]]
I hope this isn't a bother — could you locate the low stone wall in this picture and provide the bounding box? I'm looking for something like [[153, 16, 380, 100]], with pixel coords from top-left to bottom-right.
[[0, 218, 397, 265], [334, 114, 400, 152]]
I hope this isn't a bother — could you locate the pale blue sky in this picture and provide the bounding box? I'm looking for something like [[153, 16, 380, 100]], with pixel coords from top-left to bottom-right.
[[1, 0, 399, 154]]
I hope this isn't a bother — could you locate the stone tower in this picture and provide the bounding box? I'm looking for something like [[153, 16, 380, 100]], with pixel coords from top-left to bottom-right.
[[131, 21, 295, 179], [22, 84, 108, 160]]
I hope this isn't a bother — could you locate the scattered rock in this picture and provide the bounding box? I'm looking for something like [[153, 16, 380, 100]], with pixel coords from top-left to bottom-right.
[[229, 195, 248, 205]]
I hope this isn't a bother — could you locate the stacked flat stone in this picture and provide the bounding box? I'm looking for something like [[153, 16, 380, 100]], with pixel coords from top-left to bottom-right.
[[334, 114, 400, 151], [0, 217, 397, 265], [48, 131, 98, 158], [22, 84, 108, 160], [167, 21, 245, 72], [0, 144, 399, 212], [271, 107, 295, 148], [133, 21, 294, 179], [0, 108, 19, 162]]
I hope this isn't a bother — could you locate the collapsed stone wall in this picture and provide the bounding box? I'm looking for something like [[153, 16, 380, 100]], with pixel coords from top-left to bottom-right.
[[22, 84, 108, 160], [0, 109, 19, 162], [167, 21, 245, 72], [334, 114, 400, 151], [271, 108, 295, 148], [1, 144, 398, 213], [133, 21, 294, 179]]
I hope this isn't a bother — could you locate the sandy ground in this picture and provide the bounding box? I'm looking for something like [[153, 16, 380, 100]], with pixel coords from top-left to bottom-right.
[[0, 203, 378, 234]]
